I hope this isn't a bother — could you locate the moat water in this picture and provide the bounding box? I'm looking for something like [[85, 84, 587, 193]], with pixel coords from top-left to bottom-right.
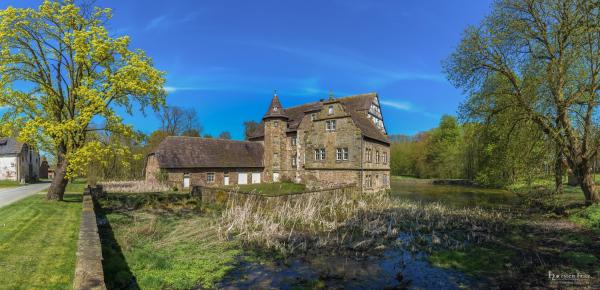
[[217, 180, 518, 289]]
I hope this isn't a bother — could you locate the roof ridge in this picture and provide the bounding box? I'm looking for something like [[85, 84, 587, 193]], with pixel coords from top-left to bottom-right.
[[165, 136, 257, 143], [336, 92, 377, 100]]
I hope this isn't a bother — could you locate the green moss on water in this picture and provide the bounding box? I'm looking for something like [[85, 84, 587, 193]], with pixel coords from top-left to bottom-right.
[[429, 246, 516, 276]]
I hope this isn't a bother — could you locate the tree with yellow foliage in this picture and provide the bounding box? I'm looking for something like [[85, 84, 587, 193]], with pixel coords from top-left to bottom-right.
[[0, 1, 166, 200]]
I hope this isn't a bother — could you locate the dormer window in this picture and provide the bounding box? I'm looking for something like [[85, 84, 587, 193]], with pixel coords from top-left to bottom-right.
[[273, 106, 278, 112], [311, 113, 316, 121], [328, 105, 334, 115]]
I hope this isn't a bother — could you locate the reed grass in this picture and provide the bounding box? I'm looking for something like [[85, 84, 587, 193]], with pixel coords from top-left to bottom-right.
[[218, 190, 515, 256]]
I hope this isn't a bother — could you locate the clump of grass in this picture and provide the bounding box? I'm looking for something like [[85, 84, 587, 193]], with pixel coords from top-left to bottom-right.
[[218, 191, 514, 257], [100, 180, 170, 193], [569, 203, 600, 229]]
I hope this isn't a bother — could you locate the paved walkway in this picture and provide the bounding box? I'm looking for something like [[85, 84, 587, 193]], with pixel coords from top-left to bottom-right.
[[0, 183, 51, 208]]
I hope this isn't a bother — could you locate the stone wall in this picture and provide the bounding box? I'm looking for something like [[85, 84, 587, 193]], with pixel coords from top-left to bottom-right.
[[144, 154, 160, 183], [164, 167, 264, 189], [73, 191, 106, 290]]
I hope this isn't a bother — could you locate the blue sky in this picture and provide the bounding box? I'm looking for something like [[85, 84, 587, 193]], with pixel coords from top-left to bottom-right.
[[2, 0, 492, 139]]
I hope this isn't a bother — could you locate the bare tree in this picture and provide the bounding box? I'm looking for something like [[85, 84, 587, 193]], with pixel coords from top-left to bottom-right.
[[219, 131, 232, 140], [243, 121, 260, 140], [157, 106, 203, 136]]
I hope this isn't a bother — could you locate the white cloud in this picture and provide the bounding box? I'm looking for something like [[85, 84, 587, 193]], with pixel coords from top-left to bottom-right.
[[380, 100, 413, 111], [146, 15, 168, 31], [164, 86, 211, 93]]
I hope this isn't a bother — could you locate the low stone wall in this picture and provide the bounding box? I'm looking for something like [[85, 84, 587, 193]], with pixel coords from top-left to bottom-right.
[[73, 190, 106, 290]]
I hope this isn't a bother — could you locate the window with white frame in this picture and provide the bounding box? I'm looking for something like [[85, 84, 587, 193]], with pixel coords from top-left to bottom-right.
[[383, 174, 388, 186], [325, 120, 337, 132], [383, 152, 388, 164], [291, 137, 297, 146], [376, 150, 380, 164], [366, 148, 372, 162], [314, 148, 325, 160], [328, 105, 334, 115], [206, 172, 215, 183], [336, 148, 349, 161], [292, 154, 297, 167]]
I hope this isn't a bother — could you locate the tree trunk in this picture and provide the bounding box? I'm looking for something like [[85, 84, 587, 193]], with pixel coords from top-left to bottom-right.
[[554, 145, 564, 194], [576, 163, 600, 205], [46, 159, 68, 201]]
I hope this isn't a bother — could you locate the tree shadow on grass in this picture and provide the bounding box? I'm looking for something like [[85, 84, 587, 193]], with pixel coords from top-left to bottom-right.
[[61, 194, 83, 203], [96, 200, 139, 290]]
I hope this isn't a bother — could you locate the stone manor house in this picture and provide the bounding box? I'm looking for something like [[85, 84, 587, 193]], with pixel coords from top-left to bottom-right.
[[145, 92, 391, 192]]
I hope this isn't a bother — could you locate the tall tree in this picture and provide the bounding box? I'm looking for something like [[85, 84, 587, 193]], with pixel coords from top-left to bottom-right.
[[0, 1, 166, 200], [426, 115, 461, 178], [445, 0, 600, 204]]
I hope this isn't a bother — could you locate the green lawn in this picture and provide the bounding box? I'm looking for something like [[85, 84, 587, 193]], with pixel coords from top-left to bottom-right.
[[99, 193, 240, 289], [0, 193, 82, 289], [0, 180, 21, 188], [222, 182, 306, 195]]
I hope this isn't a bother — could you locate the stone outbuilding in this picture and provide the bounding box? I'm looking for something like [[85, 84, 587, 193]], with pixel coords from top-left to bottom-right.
[[0, 137, 41, 182], [145, 137, 264, 189]]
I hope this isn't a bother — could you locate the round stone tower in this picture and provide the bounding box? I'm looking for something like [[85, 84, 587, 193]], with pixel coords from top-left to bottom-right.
[[263, 92, 288, 182]]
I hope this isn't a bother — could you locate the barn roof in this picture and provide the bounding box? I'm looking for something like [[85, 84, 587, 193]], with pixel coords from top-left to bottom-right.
[[249, 92, 389, 144], [0, 137, 25, 156], [155, 136, 264, 169]]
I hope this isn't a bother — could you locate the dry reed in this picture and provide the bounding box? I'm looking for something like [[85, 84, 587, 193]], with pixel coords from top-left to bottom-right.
[[218, 190, 515, 256]]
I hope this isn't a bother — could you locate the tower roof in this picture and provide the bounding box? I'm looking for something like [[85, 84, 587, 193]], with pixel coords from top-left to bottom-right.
[[262, 93, 289, 120]]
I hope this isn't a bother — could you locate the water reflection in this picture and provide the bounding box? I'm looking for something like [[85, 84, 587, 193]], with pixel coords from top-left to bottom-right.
[[391, 180, 519, 208]]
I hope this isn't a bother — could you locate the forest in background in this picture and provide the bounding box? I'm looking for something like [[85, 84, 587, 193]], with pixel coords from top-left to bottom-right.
[[389, 114, 600, 188]]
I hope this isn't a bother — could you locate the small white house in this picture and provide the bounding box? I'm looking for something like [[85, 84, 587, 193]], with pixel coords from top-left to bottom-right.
[[0, 137, 40, 183]]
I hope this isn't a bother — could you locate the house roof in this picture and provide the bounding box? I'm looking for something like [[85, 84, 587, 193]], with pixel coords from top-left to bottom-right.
[[262, 94, 289, 120], [155, 136, 264, 169], [0, 137, 25, 156], [249, 92, 389, 144]]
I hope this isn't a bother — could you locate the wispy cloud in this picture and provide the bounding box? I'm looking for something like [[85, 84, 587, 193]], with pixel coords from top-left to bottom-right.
[[146, 15, 168, 31], [179, 12, 199, 23], [242, 41, 446, 86], [380, 99, 438, 119], [380, 100, 413, 111], [164, 86, 208, 93]]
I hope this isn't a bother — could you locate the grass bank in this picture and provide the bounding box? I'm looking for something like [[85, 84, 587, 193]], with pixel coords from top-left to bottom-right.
[[98, 192, 240, 289], [0, 180, 22, 188], [0, 193, 82, 289], [221, 182, 306, 195]]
